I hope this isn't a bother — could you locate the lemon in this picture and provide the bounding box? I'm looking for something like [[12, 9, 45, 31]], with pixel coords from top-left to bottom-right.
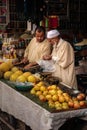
[[30, 88, 36, 95], [10, 73, 19, 82], [0, 62, 10, 72], [27, 75, 37, 83], [37, 81, 45, 87], [14, 70, 23, 76], [16, 75, 27, 82], [4, 71, 13, 80], [22, 72, 32, 79], [11, 67, 19, 73]]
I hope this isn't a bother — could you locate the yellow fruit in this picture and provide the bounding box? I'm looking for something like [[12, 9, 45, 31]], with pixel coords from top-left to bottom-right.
[[16, 75, 26, 82], [52, 95, 58, 101], [11, 67, 19, 73], [51, 85, 57, 90], [30, 88, 36, 95], [27, 75, 37, 83], [14, 70, 23, 76], [22, 72, 32, 79], [43, 90, 48, 96], [46, 94, 52, 100], [10, 73, 19, 82], [0, 62, 10, 72], [58, 95, 65, 103], [4, 71, 13, 80], [49, 89, 57, 95], [36, 91, 42, 96], [37, 81, 45, 87], [39, 94, 46, 102], [48, 101, 55, 108], [40, 86, 46, 92]]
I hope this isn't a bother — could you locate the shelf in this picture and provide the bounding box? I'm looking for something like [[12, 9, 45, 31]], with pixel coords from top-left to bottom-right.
[[5, 0, 26, 32], [7, 28, 26, 29], [0, 0, 9, 28], [46, 1, 68, 16], [0, 5, 6, 7], [10, 20, 26, 22], [0, 15, 6, 17]]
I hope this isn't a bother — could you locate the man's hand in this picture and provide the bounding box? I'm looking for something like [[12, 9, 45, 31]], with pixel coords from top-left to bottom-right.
[[24, 62, 38, 70], [43, 55, 52, 60], [21, 57, 28, 64], [24, 64, 32, 70]]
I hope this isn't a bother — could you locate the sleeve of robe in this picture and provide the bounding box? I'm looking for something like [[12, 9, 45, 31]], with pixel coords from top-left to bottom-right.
[[24, 38, 51, 60], [24, 38, 34, 58], [39, 41, 52, 59], [56, 42, 74, 69]]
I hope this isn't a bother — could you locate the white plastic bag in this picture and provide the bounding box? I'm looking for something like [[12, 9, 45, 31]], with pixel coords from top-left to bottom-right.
[[37, 59, 56, 72]]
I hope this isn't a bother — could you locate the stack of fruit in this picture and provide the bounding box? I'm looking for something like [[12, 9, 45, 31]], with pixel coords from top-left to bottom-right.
[[0, 60, 41, 84], [0, 60, 13, 78], [30, 83, 87, 110], [3, 66, 40, 83], [0, 61, 87, 111]]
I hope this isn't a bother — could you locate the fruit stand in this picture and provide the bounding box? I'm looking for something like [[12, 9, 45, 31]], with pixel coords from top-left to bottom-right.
[[0, 61, 87, 130], [0, 79, 87, 130]]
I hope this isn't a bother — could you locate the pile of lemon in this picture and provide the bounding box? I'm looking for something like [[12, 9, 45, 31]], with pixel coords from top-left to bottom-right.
[[3, 66, 39, 83], [0, 60, 41, 84]]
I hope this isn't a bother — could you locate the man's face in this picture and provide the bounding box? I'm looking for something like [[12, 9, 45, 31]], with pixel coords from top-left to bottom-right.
[[47, 37, 58, 45], [35, 31, 45, 43]]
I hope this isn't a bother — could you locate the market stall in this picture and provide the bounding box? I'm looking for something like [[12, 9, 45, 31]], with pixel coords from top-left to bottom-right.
[[0, 80, 87, 130]]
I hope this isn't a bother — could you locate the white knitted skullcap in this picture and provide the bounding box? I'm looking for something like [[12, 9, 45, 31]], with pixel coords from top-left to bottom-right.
[[47, 29, 60, 38]]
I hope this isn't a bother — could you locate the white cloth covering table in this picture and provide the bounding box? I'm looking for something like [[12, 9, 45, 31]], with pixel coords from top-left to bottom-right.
[[0, 81, 87, 130]]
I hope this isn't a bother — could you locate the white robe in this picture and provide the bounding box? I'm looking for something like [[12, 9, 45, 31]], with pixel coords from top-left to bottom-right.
[[24, 37, 51, 62], [52, 38, 77, 89]]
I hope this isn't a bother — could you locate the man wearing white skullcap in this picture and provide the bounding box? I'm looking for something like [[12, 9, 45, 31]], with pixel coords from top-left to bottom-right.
[[47, 29, 60, 38], [43, 29, 77, 89]]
